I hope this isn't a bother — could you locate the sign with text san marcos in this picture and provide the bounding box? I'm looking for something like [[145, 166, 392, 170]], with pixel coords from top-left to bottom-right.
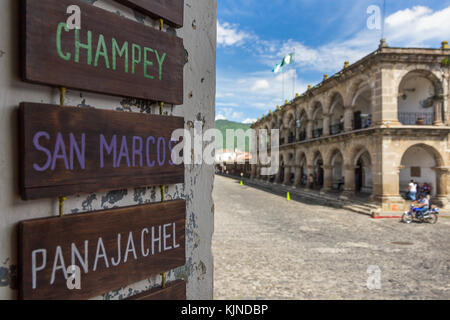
[[19, 200, 186, 300], [21, 0, 184, 104], [19, 103, 185, 200], [114, 0, 184, 28]]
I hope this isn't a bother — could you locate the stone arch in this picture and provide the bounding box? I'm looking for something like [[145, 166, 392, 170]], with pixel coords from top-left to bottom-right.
[[312, 101, 324, 138], [329, 92, 345, 135], [397, 69, 444, 125], [297, 108, 308, 141], [398, 143, 446, 199], [351, 82, 373, 130], [345, 74, 372, 106]]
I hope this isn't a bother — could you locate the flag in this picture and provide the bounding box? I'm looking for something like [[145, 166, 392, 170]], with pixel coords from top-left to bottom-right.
[[272, 63, 283, 73], [281, 53, 294, 67]]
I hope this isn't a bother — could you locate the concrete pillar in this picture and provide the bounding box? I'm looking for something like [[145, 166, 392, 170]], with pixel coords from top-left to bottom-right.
[[322, 165, 333, 192], [344, 107, 353, 132], [323, 114, 331, 136]]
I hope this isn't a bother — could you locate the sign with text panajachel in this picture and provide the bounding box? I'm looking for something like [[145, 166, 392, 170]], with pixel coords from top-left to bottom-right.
[[19, 103, 184, 200], [19, 200, 186, 300], [126, 280, 186, 300], [114, 0, 184, 28], [21, 0, 184, 104]]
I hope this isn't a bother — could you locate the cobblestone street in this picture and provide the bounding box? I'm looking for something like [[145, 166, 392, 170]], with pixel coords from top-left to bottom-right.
[[212, 175, 450, 300]]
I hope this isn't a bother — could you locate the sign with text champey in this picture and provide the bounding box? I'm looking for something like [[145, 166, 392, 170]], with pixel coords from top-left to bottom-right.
[[19, 200, 186, 300], [114, 0, 184, 28], [19, 103, 184, 200], [21, 0, 184, 104]]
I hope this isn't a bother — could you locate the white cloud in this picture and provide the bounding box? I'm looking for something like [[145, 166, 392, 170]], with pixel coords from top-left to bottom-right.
[[251, 79, 270, 92], [215, 114, 227, 121], [217, 21, 250, 47], [216, 102, 239, 108], [243, 118, 257, 124], [385, 6, 450, 46]]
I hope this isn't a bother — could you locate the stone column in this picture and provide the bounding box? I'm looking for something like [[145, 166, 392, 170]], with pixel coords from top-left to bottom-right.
[[306, 120, 313, 139], [344, 107, 353, 132], [323, 114, 331, 136], [283, 166, 291, 185], [321, 165, 333, 192], [294, 166, 302, 186], [306, 165, 315, 189], [340, 164, 356, 198], [433, 167, 449, 207], [433, 98, 444, 126]]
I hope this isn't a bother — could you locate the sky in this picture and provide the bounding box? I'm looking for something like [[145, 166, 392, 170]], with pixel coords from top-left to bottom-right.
[[215, 0, 450, 124]]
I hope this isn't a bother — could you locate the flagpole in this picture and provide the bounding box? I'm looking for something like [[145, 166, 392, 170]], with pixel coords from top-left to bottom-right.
[[381, 0, 386, 40], [292, 48, 296, 99], [282, 67, 285, 103]]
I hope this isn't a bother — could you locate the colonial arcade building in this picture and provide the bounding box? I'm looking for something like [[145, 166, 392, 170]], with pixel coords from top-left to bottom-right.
[[250, 41, 450, 212]]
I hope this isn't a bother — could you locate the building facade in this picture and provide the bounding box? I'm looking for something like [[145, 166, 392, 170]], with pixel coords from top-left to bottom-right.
[[250, 41, 450, 212]]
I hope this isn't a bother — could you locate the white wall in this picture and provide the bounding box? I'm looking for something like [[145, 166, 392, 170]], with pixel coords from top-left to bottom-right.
[[0, 0, 216, 300], [398, 76, 435, 114]]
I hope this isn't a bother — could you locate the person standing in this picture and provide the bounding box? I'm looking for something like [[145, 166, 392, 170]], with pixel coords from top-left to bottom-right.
[[408, 180, 417, 201]]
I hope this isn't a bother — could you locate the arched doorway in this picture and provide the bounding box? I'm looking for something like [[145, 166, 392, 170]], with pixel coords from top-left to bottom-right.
[[313, 152, 324, 189], [399, 145, 442, 197], [279, 155, 285, 184], [398, 70, 442, 125], [298, 153, 308, 187], [354, 150, 372, 194]]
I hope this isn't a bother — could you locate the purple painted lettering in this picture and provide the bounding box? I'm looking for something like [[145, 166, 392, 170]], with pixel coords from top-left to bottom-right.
[[32, 131, 52, 172]]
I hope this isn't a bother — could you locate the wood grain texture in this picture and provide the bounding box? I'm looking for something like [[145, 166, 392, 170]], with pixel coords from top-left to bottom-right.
[[114, 0, 184, 28], [19, 200, 186, 300], [125, 280, 186, 300], [19, 103, 185, 200], [21, 0, 184, 104]]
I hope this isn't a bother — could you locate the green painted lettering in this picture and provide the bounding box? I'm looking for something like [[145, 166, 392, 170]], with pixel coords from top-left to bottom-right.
[[143, 47, 154, 80], [56, 22, 71, 61], [75, 29, 92, 65], [131, 44, 141, 75], [94, 34, 110, 69], [154, 50, 166, 80], [112, 38, 128, 73]]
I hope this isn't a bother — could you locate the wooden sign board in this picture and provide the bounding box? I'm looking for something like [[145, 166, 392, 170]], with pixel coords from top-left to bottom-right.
[[21, 0, 184, 104], [19, 103, 185, 200], [19, 200, 186, 300], [126, 280, 186, 300], [114, 0, 184, 28]]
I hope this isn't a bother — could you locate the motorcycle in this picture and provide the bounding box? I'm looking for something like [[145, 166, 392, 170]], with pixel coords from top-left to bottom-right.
[[402, 205, 439, 224]]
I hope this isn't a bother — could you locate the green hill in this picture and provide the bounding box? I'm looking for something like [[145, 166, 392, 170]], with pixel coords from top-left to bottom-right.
[[215, 120, 252, 152]]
